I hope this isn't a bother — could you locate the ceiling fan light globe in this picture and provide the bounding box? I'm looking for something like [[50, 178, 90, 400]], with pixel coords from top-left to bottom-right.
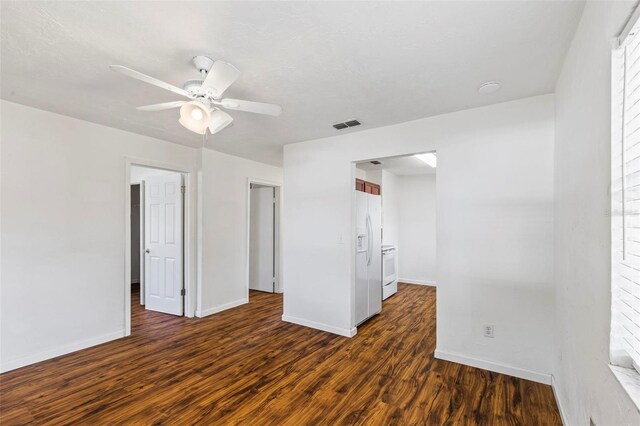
[[191, 108, 203, 121], [208, 109, 234, 134], [179, 118, 206, 135], [179, 101, 210, 134]]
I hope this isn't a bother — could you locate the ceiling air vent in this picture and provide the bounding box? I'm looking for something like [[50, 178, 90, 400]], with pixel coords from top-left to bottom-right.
[[332, 119, 361, 130]]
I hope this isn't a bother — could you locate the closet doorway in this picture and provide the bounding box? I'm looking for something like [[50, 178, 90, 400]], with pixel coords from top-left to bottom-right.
[[247, 179, 281, 298], [130, 165, 186, 317]]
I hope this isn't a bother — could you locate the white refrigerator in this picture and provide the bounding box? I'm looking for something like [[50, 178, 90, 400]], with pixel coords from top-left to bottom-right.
[[355, 191, 382, 326]]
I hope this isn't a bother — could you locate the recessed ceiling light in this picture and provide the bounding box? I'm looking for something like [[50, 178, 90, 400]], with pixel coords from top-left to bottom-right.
[[478, 81, 501, 95], [415, 153, 437, 168]]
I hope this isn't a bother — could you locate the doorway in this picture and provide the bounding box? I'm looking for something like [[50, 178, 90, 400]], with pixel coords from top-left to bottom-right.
[[130, 165, 186, 319], [247, 180, 281, 298], [352, 151, 438, 328]]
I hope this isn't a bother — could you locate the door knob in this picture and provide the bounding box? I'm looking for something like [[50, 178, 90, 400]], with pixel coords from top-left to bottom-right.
[[145, 249, 150, 253]]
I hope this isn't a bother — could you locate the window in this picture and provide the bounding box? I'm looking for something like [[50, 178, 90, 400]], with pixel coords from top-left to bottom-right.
[[611, 14, 640, 399]]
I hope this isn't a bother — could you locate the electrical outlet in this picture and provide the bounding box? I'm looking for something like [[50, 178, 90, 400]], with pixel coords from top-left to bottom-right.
[[483, 324, 495, 338]]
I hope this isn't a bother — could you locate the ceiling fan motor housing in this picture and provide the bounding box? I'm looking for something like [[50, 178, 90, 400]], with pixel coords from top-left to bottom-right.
[[183, 79, 205, 93], [192, 55, 214, 73]]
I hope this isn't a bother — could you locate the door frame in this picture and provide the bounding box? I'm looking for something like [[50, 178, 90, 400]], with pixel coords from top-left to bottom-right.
[[246, 177, 282, 298], [129, 182, 144, 305], [124, 157, 194, 336]]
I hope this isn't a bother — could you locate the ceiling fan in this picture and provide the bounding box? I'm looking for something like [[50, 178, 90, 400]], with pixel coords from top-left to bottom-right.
[[110, 55, 282, 135]]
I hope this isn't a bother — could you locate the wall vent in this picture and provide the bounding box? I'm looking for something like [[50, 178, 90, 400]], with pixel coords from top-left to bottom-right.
[[332, 119, 361, 130]]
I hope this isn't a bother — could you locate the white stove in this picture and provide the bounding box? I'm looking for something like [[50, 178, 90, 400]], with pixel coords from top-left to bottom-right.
[[382, 245, 398, 300]]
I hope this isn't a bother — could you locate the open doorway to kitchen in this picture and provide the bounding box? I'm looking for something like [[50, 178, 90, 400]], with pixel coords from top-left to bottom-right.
[[352, 152, 437, 328]]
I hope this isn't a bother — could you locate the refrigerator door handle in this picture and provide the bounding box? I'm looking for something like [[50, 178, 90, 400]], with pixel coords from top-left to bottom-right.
[[366, 214, 373, 266]]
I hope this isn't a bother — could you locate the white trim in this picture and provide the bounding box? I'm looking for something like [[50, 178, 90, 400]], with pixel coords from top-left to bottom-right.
[[398, 278, 436, 287], [124, 157, 196, 337], [282, 315, 357, 338], [618, 3, 640, 48], [0, 330, 125, 373], [551, 375, 569, 426], [609, 364, 640, 414], [139, 180, 145, 306], [196, 298, 248, 318], [434, 349, 552, 385], [245, 178, 283, 299]]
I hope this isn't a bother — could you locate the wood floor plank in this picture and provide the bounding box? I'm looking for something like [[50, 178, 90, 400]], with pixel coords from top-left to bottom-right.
[[0, 284, 561, 425]]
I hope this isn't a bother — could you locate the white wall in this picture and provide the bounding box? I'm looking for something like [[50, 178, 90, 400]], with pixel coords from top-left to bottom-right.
[[553, 1, 640, 424], [397, 174, 436, 285], [130, 165, 175, 184], [0, 100, 198, 372], [381, 170, 400, 247], [355, 167, 382, 185], [283, 94, 555, 381], [365, 170, 382, 186], [0, 100, 284, 372], [197, 149, 282, 317]]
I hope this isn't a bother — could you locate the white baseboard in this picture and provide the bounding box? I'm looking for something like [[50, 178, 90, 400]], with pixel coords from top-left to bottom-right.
[[196, 298, 248, 318], [0, 330, 125, 373], [551, 375, 569, 426], [282, 315, 357, 338], [434, 349, 552, 385], [398, 278, 436, 287]]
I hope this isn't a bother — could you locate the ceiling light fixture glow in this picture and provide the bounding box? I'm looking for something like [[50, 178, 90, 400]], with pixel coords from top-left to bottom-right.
[[415, 153, 437, 168], [191, 108, 204, 121], [179, 100, 210, 134]]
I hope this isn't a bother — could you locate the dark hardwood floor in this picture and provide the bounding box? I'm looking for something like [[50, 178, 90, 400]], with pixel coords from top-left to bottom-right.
[[0, 284, 561, 425]]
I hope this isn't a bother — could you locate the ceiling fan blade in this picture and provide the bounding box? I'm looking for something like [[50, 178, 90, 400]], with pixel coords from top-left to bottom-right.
[[219, 98, 282, 116], [110, 65, 190, 98], [202, 61, 240, 99], [136, 101, 186, 111], [208, 109, 234, 134]]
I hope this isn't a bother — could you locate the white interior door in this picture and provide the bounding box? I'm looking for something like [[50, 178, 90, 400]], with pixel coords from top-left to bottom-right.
[[144, 173, 183, 315], [249, 186, 275, 292]]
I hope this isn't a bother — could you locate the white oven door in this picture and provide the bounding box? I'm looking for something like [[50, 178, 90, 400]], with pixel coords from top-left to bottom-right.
[[383, 249, 397, 285]]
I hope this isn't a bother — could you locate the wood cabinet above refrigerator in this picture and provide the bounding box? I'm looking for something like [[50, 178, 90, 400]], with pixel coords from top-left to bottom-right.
[[355, 179, 380, 195]]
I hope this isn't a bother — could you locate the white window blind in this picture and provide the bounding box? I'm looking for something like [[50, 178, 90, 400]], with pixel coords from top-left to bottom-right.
[[612, 29, 640, 371]]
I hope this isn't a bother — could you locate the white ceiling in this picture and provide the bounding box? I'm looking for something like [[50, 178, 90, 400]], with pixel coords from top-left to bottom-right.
[[0, 1, 584, 166], [357, 154, 436, 176]]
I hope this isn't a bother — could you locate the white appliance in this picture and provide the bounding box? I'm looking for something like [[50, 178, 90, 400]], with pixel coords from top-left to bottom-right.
[[355, 191, 382, 326], [382, 245, 398, 300]]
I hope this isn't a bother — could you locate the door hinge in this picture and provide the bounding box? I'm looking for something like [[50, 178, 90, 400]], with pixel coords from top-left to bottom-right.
[[181, 185, 186, 194], [181, 288, 186, 296]]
